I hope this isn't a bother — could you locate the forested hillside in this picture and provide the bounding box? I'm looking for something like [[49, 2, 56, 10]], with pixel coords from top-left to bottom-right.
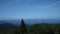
[[6, 23, 60, 34], [0, 19, 60, 34]]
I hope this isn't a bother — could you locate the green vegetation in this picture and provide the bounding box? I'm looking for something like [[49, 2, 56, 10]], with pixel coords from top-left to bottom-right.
[[0, 19, 60, 34], [7, 23, 60, 34]]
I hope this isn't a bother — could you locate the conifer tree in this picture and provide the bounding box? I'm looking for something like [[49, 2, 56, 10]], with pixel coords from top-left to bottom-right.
[[20, 19, 26, 34]]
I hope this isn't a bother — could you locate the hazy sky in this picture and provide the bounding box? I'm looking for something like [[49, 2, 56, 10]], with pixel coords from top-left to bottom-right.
[[0, 0, 60, 20]]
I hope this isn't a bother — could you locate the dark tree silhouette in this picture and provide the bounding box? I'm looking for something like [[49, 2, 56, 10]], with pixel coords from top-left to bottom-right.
[[20, 19, 26, 34], [15, 19, 26, 34]]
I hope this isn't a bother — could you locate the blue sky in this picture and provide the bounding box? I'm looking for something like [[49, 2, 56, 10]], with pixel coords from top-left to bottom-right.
[[0, 0, 60, 20]]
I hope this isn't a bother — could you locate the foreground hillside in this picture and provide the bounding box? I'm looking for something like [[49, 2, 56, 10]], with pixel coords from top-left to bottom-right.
[[0, 23, 60, 34], [0, 23, 17, 34], [0, 19, 60, 34]]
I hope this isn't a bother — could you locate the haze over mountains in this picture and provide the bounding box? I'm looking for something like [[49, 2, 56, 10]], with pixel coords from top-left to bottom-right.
[[0, 18, 60, 26]]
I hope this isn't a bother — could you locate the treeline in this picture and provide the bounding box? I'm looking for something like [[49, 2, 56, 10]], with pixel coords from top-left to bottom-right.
[[0, 19, 60, 34], [7, 19, 60, 34]]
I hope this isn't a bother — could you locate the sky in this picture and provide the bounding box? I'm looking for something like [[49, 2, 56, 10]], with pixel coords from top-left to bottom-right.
[[0, 0, 60, 20]]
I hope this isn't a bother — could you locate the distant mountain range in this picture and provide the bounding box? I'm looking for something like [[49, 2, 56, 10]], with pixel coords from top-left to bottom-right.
[[0, 19, 60, 25], [24, 19, 60, 24]]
